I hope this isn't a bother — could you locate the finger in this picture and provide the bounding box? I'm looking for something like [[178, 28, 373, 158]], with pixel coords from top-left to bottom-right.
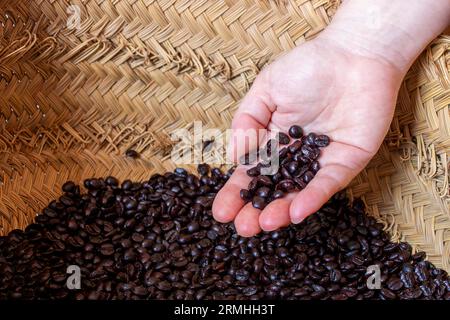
[[289, 143, 367, 224], [212, 165, 251, 223], [259, 192, 297, 231], [228, 71, 275, 162], [234, 203, 262, 237]]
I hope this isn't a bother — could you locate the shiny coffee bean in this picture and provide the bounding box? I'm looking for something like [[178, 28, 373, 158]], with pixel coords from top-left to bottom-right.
[[288, 125, 303, 139]]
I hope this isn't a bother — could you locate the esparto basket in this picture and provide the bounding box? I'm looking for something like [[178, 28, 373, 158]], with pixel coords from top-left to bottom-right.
[[0, 0, 449, 271]]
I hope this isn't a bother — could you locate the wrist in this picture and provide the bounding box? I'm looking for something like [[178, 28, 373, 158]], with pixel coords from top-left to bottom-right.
[[319, 0, 450, 75]]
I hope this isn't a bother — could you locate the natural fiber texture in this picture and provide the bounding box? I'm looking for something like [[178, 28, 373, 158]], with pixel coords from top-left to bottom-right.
[[0, 0, 448, 270]]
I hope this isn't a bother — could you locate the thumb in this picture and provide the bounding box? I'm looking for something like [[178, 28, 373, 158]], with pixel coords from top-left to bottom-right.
[[228, 69, 275, 163]]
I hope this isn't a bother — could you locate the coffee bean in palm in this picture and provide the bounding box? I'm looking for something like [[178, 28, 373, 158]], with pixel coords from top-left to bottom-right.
[[257, 175, 272, 186], [314, 135, 330, 147], [288, 125, 303, 139], [240, 189, 252, 202], [286, 161, 299, 174], [288, 140, 302, 153], [256, 187, 271, 198], [310, 161, 320, 173], [252, 196, 267, 210], [303, 171, 314, 183], [276, 179, 295, 192], [246, 167, 260, 177], [272, 190, 284, 200], [278, 132, 290, 145], [300, 145, 314, 158], [305, 132, 316, 146]]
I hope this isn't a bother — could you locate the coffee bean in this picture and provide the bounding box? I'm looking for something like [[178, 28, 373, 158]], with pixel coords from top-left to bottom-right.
[[257, 175, 273, 187], [278, 133, 290, 145], [288, 125, 303, 139], [303, 171, 314, 183], [272, 190, 284, 200], [246, 167, 260, 177], [288, 141, 302, 154], [276, 179, 295, 192], [305, 133, 316, 146], [387, 276, 403, 291], [314, 135, 330, 147], [100, 243, 115, 256], [252, 196, 266, 210], [62, 181, 76, 193], [330, 269, 342, 283], [186, 221, 200, 233], [239, 189, 251, 202], [197, 164, 210, 176], [256, 187, 271, 198], [380, 288, 396, 300]]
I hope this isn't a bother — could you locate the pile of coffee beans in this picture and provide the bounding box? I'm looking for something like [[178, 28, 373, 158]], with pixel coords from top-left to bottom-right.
[[240, 125, 330, 210], [0, 165, 448, 300]]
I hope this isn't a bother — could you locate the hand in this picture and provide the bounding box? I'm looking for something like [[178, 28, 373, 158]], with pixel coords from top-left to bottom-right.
[[212, 35, 403, 236]]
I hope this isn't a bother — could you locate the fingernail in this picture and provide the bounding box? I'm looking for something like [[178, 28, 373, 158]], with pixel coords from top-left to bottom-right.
[[291, 217, 304, 224]]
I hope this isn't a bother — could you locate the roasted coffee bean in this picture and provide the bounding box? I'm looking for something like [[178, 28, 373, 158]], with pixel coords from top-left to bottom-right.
[[240, 189, 252, 202], [330, 269, 342, 283], [276, 179, 295, 192], [288, 125, 303, 139], [257, 175, 273, 187], [305, 133, 316, 146], [100, 243, 115, 256], [300, 145, 314, 158], [256, 187, 271, 198], [125, 149, 139, 158], [387, 276, 403, 291], [62, 181, 76, 193], [310, 161, 320, 173], [278, 133, 290, 145], [105, 176, 119, 187], [288, 141, 302, 154], [252, 196, 266, 210], [246, 167, 260, 177], [303, 171, 314, 183], [314, 135, 330, 147], [272, 190, 284, 200]]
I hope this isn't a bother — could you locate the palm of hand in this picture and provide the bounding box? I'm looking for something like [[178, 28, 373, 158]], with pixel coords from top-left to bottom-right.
[[212, 38, 402, 236]]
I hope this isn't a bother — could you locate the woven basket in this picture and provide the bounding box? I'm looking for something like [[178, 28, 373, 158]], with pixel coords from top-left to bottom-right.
[[0, 0, 449, 271]]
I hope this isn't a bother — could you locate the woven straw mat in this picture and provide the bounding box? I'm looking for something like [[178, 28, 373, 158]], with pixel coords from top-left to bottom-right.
[[0, 1, 449, 271]]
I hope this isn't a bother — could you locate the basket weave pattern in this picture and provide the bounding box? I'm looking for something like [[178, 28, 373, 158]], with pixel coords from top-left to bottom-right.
[[0, 1, 448, 271]]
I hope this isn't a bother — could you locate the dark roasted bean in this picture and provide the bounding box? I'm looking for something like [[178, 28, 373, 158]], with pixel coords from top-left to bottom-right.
[[314, 135, 330, 147], [272, 190, 284, 200], [239, 189, 252, 202], [246, 167, 260, 177], [125, 149, 139, 158], [256, 187, 271, 198], [100, 243, 115, 256], [288, 125, 303, 139], [387, 276, 403, 291], [252, 196, 266, 210], [278, 132, 290, 145]]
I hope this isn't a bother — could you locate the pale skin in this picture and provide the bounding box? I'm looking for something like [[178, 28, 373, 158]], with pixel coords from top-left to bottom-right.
[[212, 0, 450, 237]]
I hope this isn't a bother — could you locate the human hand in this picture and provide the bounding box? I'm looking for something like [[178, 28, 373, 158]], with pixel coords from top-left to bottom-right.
[[212, 0, 450, 237], [212, 35, 403, 236]]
